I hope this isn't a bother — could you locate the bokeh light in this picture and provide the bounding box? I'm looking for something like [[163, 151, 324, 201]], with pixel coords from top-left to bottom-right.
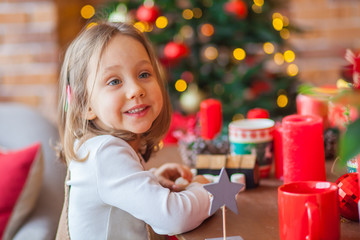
[[182, 9, 193, 20], [155, 16, 168, 29], [287, 64, 299, 76], [204, 46, 218, 60], [274, 52, 284, 65], [134, 21, 146, 32], [81, 5, 95, 19], [233, 48, 246, 61], [253, 0, 264, 7], [193, 8, 203, 18], [280, 28, 290, 39], [180, 25, 194, 39], [277, 94, 288, 108], [201, 23, 215, 37], [175, 79, 188, 92], [181, 71, 194, 83], [263, 42, 275, 54], [273, 18, 283, 31], [284, 50, 295, 63], [252, 4, 262, 13], [232, 113, 245, 121]]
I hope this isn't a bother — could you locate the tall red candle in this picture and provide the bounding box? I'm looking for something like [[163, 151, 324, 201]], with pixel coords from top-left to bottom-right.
[[282, 114, 326, 183], [200, 99, 222, 140], [273, 122, 283, 180]]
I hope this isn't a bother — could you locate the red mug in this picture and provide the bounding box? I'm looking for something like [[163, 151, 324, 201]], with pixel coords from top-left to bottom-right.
[[278, 181, 340, 240]]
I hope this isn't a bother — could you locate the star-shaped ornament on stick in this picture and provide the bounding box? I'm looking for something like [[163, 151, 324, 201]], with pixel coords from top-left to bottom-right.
[[204, 167, 244, 240]]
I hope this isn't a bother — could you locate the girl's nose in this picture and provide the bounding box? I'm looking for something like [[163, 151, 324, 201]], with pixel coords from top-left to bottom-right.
[[126, 81, 145, 99]]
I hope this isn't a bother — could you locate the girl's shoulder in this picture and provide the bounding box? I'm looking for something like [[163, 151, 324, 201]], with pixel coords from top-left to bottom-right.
[[82, 135, 131, 151]]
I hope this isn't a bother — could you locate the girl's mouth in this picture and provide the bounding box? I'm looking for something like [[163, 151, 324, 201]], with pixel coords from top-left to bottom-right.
[[125, 105, 150, 116]]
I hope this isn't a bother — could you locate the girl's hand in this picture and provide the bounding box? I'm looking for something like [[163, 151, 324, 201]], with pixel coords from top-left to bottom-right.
[[191, 175, 210, 184], [154, 163, 192, 192]]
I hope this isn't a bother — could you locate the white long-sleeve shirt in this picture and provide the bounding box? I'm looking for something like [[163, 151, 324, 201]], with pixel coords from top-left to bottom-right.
[[68, 135, 210, 240]]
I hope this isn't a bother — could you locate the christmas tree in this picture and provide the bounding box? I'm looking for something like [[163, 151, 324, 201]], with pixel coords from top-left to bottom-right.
[[91, 0, 298, 123]]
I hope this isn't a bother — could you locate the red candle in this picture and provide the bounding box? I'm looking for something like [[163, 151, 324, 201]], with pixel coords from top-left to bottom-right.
[[296, 94, 329, 129], [247, 108, 270, 119], [282, 114, 326, 183], [200, 99, 222, 140], [273, 122, 283, 180]]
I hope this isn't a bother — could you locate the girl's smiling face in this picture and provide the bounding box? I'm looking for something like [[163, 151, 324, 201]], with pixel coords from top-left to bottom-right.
[[86, 33, 163, 135]]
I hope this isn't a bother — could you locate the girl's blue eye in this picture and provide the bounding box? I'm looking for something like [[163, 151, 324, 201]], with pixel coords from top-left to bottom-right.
[[139, 72, 151, 79], [108, 79, 121, 86]]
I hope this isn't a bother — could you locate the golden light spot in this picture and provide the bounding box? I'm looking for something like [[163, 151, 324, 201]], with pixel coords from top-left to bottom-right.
[[175, 79, 187, 92], [272, 12, 283, 20], [133, 22, 146, 32], [284, 50, 295, 63], [204, 46, 218, 60], [232, 113, 245, 121], [86, 22, 98, 29], [180, 25, 194, 39], [282, 16, 289, 27], [277, 94, 288, 108], [273, 18, 283, 31], [81, 5, 95, 19], [182, 9, 194, 20], [193, 8, 203, 18], [233, 48, 246, 61], [254, 0, 264, 7], [201, 23, 215, 37], [287, 64, 299, 77], [280, 28, 290, 39], [263, 42, 275, 54], [155, 16, 168, 29], [252, 4, 262, 13], [274, 52, 284, 65]]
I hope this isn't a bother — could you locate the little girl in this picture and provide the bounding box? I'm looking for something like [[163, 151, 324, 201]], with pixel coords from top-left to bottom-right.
[[56, 22, 210, 240]]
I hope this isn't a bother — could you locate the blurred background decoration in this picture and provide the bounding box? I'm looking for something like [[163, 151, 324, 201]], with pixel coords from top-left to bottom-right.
[[0, 0, 360, 124]]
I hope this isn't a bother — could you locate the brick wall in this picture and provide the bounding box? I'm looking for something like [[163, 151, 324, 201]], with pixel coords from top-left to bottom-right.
[[0, 0, 359, 123], [288, 0, 360, 86], [0, 0, 58, 122]]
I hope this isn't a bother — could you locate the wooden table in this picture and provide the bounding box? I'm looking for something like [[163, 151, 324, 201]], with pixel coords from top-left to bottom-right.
[[147, 146, 360, 240]]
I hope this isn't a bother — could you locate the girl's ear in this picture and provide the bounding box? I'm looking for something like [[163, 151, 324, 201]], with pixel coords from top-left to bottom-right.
[[86, 107, 97, 120]]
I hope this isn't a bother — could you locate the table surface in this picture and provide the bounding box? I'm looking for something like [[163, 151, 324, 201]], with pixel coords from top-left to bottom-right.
[[146, 146, 360, 240]]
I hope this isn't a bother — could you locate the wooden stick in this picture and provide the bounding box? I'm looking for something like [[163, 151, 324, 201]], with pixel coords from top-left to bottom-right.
[[222, 205, 226, 240]]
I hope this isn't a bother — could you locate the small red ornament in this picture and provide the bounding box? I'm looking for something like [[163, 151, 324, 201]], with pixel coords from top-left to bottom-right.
[[335, 173, 359, 221], [224, 0, 248, 19], [136, 5, 160, 23], [163, 42, 189, 61], [247, 108, 270, 119]]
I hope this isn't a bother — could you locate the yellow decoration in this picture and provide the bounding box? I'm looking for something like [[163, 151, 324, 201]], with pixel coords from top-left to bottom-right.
[[134, 22, 146, 32], [155, 16, 168, 29], [253, 0, 264, 7], [175, 79, 187, 92], [287, 64, 299, 77], [182, 9, 193, 20], [273, 18, 283, 31], [274, 53, 284, 65], [81, 5, 95, 19], [272, 12, 283, 20], [277, 94, 288, 108], [284, 50, 295, 63], [233, 48, 246, 61], [263, 42, 275, 54]]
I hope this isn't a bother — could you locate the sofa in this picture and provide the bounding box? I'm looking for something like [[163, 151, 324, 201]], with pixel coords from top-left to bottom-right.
[[0, 103, 66, 240]]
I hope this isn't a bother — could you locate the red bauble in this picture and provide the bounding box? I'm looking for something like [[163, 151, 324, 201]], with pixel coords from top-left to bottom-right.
[[224, 0, 248, 19], [336, 173, 359, 221], [136, 5, 160, 23], [163, 42, 189, 61], [247, 108, 270, 119]]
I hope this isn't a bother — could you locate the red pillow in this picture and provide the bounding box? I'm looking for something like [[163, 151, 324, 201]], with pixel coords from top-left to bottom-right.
[[0, 143, 42, 238]]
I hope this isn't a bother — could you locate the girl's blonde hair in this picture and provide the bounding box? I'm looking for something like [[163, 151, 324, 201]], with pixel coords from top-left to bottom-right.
[[58, 22, 172, 164]]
